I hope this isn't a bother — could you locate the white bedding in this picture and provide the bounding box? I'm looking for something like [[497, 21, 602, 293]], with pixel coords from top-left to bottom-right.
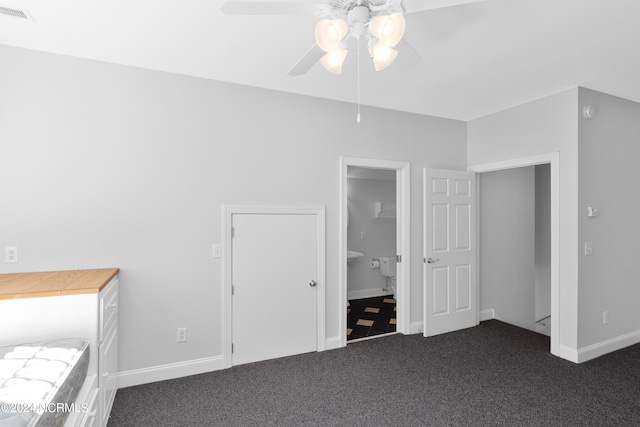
[[0, 339, 90, 427]]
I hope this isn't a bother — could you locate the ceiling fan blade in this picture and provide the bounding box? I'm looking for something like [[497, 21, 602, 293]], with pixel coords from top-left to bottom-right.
[[394, 38, 423, 71], [402, 0, 485, 15], [287, 44, 324, 76], [220, 1, 326, 15]]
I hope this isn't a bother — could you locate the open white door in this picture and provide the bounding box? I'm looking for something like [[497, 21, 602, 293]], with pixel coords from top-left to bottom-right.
[[423, 169, 477, 337]]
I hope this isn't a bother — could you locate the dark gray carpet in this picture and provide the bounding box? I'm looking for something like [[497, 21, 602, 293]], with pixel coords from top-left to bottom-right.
[[108, 320, 640, 426]]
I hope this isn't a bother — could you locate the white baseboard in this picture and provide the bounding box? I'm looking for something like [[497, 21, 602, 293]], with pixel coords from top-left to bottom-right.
[[479, 309, 640, 364], [117, 328, 640, 388], [479, 309, 494, 322], [117, 355, 225, 389], [117, 339, 346, 389], [410, 321, 424, 335], [576, 329, 640, 363], [555, 344, 579, 363], [325, 336, 342, 350], [347, 288, 393, 301], [479, 308, 504, 322]]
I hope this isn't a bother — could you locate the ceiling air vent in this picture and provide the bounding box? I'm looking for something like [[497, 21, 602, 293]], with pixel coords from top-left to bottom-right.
[[0, 5, 34, 22]]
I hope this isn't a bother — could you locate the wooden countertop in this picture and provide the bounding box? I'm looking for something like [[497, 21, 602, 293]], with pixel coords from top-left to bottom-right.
[[0, 268, 119, 300]]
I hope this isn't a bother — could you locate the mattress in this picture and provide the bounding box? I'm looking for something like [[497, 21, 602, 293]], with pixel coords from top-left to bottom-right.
[[0, 338, 90, 427]]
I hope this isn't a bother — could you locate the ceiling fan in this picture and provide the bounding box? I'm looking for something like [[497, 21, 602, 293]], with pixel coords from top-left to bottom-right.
[[220, 0, 485, 76]]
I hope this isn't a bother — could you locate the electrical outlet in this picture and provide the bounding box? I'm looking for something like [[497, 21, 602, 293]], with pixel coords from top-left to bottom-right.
[[4, 247, 18, 263], [177, 327, 187, 343]]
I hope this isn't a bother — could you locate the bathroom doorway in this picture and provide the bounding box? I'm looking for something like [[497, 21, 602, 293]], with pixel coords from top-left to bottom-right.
[[346, 166, 397, 341], [340, 156, 410, 347]]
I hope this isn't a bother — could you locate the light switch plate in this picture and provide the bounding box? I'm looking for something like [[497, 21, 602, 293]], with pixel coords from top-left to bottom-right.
[[585, 242, 593, 255], [212, 244, 222, 258]]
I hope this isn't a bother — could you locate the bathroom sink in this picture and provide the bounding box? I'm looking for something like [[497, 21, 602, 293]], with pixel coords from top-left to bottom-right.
[[347, 251, 364, 264]]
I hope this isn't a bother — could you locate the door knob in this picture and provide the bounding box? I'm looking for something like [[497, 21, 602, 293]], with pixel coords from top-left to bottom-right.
[[427, 258, 440, 264], [309, 280, 317, 287]]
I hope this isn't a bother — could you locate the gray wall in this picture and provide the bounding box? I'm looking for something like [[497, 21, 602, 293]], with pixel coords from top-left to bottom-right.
[[347, 176, 396, 298], [479, 167, 535, 330], [0, 45, 467, 379], [577, 88, 640, 348], [468, 88, 579, 351], [471, 87, 640, 360]]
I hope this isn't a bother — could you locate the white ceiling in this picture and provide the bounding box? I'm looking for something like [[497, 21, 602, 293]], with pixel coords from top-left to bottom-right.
[[1, 0, 639, 121]]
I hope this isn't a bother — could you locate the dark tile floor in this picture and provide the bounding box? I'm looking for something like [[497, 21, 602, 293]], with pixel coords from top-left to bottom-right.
[[347, 295, 396, 341]]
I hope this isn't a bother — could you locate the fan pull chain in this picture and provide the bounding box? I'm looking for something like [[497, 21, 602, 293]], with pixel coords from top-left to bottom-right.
[[357, 37, 361, 124]]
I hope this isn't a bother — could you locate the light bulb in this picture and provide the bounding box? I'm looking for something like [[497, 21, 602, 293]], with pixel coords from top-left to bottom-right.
[[315, 19, 348, 52], [370, 13, 405, 47], [320, 46, 348, 75], [370, 41, 398, 71]]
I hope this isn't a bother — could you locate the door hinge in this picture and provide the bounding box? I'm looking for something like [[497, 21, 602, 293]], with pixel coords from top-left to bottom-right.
[[231, 343, 234, 353], [396, 255, 402, 263], [231, 285, 235, 296], [231, 227, 235, 238]]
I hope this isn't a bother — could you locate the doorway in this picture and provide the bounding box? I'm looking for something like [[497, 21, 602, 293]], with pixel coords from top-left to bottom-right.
[[468, 153, 560, 355], [477, 165, 551, 335], [346, 166, 397, 341], [340, 157, 410, 347]]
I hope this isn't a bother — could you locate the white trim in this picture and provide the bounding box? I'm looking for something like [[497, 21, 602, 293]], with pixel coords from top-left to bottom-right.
[[117, 356, 224, 389], [340, 156, 411, 348], [468, 152, 561, 357], [397, 164, 411, 336], [479, 309, 494, 322], [324, 336, 342, 351], [576, 330, 640, 363], [557, 344, 579, 363], [467, 153, 556, 173], [479, 308, 505, 322], [347, 288, 394, 301], [410, 321, 424, 335], [222, 204, 326, 369]]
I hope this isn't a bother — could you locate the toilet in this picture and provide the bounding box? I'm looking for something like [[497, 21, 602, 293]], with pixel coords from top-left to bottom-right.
[[378, 256, 397, 299]]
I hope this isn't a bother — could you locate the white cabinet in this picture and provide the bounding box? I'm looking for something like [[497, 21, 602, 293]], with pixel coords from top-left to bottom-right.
[[99, 280, 118, 427], [0, 269, 119, 427], [67, 376, 98, 427]]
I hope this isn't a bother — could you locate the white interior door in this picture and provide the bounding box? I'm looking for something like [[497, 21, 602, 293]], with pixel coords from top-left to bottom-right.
[[231, 213, 318, 365], [423, 169, 477, 337]]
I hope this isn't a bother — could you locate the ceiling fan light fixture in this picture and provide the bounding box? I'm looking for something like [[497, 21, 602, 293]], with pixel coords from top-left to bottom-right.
[[315, 18, 348, 52], [370, 41, 398, 71], [320, 46, 348, 75], [370, 13, 405, 47]]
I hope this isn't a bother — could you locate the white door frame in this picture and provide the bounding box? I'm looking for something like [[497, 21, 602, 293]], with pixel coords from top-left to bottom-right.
[[222, 204, 326, 369], [340, 156, 411, 347], [468, 152, 560, 356]]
